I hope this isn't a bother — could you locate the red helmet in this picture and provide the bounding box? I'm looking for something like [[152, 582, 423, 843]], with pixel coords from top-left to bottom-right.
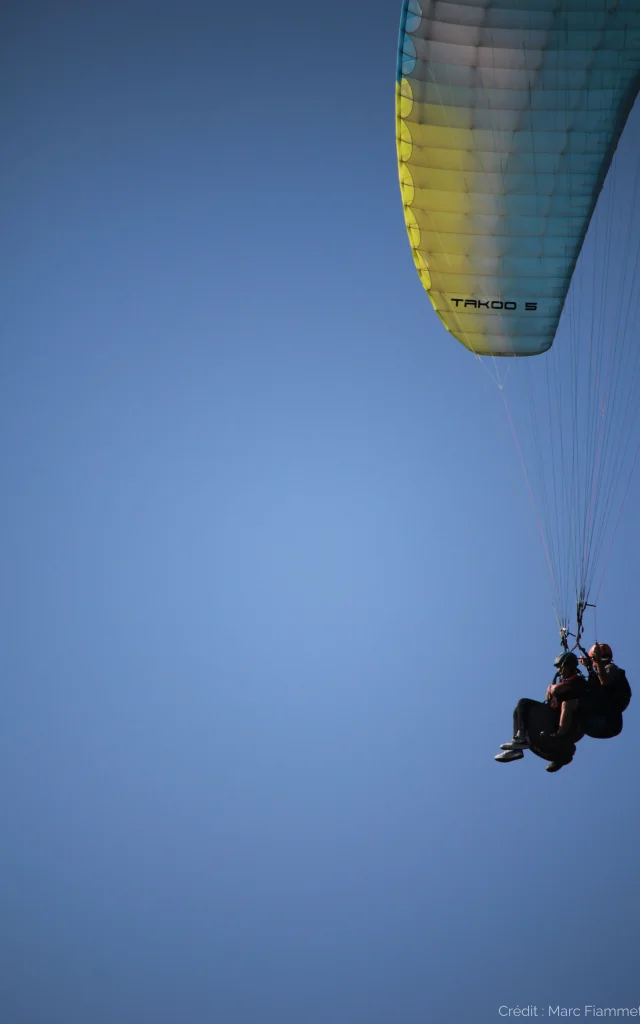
[[589, 643, 612, 661]]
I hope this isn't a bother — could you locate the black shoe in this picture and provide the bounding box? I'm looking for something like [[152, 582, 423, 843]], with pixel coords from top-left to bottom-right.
[[546, 757, 572, 773]]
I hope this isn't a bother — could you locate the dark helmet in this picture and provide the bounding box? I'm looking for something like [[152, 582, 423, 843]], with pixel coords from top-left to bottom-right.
[[554, 651, 579, 672]]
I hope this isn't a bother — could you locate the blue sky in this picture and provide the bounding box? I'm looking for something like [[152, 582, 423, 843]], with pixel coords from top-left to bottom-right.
[[2, 3, 639, 1022]]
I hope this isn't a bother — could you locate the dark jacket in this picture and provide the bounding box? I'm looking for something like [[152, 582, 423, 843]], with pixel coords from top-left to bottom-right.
[[583, 662, 631, 714]]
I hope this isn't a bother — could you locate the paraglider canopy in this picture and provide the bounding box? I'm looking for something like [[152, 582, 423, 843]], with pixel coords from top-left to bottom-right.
[[396, 0, 640, 357]]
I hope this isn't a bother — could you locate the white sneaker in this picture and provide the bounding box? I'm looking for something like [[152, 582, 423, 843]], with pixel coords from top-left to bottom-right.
[[499, 738, 529, 751], [495, 749, 524, 762]]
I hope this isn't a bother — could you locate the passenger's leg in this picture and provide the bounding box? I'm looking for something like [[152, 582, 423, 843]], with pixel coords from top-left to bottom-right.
[[512, 697, 538, 741]]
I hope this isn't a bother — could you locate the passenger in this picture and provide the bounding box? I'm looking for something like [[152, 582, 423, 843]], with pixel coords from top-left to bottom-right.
[[495, 651, 586, 773]]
